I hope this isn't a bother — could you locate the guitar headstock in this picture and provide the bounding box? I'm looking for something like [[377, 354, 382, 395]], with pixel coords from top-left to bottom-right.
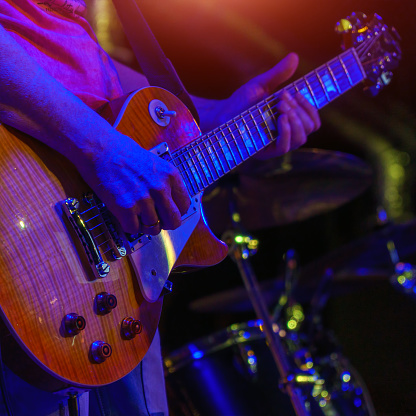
[[335, 12, 401, 96]]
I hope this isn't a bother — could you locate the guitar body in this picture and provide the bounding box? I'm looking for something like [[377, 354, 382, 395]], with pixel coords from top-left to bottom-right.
[[0, 87, 227, 390], [0, 13, 400, 389]]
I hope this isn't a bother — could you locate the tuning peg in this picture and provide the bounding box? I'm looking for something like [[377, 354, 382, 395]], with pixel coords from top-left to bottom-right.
[[335, 18, 353, 34]]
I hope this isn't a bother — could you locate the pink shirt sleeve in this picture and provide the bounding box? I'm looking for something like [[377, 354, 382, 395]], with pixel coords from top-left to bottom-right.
[[0, 0, 124, 109]]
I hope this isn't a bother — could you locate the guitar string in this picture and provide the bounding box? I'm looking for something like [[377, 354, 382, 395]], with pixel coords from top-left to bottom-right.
[[173, 57, 369, 193], [77, 33, 383, 226], [170, 39, 380, 191], [172, 50, 369, 173]]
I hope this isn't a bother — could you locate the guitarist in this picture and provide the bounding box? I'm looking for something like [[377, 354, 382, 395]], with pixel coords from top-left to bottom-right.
[[0, 0, 320, 415]]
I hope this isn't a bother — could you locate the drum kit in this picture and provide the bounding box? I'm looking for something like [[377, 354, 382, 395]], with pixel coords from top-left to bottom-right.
[[163, 149, 416, 416]]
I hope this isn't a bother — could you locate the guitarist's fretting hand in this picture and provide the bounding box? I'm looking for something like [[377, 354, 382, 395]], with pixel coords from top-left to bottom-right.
[[196, 53, 321, 159]]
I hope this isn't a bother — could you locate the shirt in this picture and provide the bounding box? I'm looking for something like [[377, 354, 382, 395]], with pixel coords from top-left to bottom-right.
[[0, 0, 123, 109]]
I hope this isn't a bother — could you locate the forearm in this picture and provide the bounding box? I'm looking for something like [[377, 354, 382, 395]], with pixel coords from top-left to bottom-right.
[[0, 24, 118, 166]]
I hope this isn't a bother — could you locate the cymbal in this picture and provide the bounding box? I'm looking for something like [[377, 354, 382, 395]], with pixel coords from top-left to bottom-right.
[[190, 220, 416, 313], [202, 148, 372, 233], [297, 219, 416, 288], [189, 270, 387, 313]]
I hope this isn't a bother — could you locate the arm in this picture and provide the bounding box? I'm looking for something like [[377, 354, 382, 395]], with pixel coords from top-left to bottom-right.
[[0, 25, 190, 235]]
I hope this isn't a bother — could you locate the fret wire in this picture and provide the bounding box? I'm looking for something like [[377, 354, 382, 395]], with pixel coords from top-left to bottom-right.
[[213, 131, 233, 172], [235, 115, 255, 156], [241, 113, 259, 152], [249, 110, 266, 147], [197, 141, 217, 181], [190, 147, 210, 188], [234, 117, 246, 153], [219, 128, 238, 167], [325, 62, 342, 93], [265, 100, 277, 134], [351, 47, 367, 79], [338, 55, 353, 85], [184, 150, 204, 192], [293, 83, 300, 94], [314, 69, 331, 102], [177, 153, 198, 195], [287, 85, 298, 98], [226, 122, 245, 162], [303, 77, 319, 108], [256, 103, 273, 140], [174, 151, 197, 195], [204, 135, 224, 177], [208, 134, 227, 175]]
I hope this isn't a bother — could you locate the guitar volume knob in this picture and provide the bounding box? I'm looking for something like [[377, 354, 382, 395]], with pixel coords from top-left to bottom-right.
[[121, 317, 142, 339], [63, 313, 86, 336], [95, 292, 118, 315], [90, 341, 112, 363]]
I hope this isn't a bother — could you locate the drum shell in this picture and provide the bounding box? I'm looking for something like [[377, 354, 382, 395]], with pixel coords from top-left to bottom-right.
[[164, 323, 295, 416]]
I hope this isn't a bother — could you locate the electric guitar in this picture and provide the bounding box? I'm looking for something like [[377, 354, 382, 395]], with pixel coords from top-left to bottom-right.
[[0, 12, 400, 391]]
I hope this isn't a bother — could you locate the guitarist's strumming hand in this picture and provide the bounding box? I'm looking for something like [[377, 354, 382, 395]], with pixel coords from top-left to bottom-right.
[[73, 132, 191, 237], [197, 53, 321, 159]]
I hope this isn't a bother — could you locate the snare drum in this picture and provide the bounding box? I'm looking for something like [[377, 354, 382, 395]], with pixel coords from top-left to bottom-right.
[[164, 321, 375, 416]]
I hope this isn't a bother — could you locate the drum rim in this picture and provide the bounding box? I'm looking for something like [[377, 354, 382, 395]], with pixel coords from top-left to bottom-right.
[[164, 320, 270, 374]]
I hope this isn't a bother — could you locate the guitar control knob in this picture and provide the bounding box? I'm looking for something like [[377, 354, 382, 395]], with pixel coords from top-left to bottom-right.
[[63, 313, 86, 336], [90, 341, 112, 363], [121, 317, 142, 339], [95, 292, 118, 315]]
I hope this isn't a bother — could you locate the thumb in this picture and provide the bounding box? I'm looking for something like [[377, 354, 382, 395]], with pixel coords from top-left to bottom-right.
[[255, 52, 299, 93]]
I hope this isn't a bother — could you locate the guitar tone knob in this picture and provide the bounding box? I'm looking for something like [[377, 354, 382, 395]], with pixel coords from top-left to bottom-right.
[[63, 313, 86, 336], [90, 341, 112, 363], [95, 292, 118, 315], [121, 317, 142, 339]]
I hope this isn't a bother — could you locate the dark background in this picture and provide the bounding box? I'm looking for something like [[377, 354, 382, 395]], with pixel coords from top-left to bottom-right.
[[89, 1, 416, 414]]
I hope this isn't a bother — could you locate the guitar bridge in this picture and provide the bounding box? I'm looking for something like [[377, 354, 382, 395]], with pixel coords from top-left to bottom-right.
[[62, 195, 129, 279]]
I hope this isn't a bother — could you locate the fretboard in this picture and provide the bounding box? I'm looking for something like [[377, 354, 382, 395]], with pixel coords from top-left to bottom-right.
[[172, 48, 366, 196]]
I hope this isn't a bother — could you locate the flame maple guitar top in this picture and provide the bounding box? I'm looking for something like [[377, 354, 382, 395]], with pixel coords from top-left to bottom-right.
[[0, 87, 227, 390]]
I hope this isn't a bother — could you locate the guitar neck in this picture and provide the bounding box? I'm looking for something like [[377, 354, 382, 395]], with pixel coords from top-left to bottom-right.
[[173, 48, 366, 196]]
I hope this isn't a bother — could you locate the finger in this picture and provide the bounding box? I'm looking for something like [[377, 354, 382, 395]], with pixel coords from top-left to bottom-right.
[[286, 108, 307, 150], [116, 210, 140, 235], [253, 53, 299, 94], [294, 93, 321, 131], [276, 113, 291, 155], [139, 198, 161, 236], [285, 94, 315, 135], [153, 192, 182, 231], [170, 172, 191, 216]]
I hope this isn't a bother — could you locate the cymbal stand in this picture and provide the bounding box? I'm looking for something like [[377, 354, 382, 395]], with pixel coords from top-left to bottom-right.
[[271, 249, 299, 323], [387, 240, 416, 300], [227, 237, 309, 416], [222, 186, 309, 416]]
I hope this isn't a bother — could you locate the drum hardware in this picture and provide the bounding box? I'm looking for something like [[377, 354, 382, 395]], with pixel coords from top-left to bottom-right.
[[271, 249, 300, 323], [202, 148, 373, 235], [225, 211, 310, 416], [164, 319, 377, 416], [387, 240, 416, 299]]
